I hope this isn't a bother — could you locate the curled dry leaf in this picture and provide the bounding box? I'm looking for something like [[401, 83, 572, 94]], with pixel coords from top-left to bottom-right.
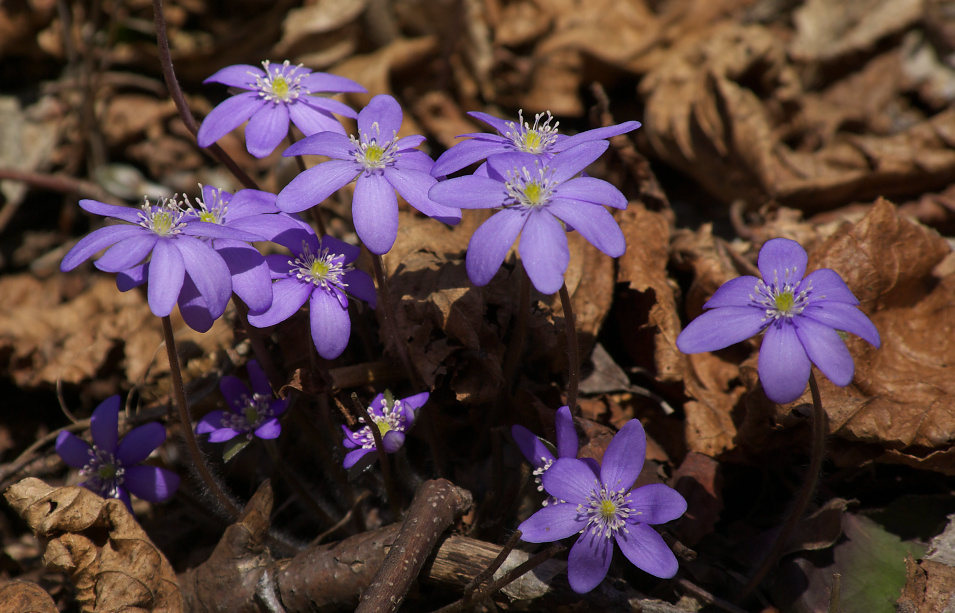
[[641, 15, 955, 213], [671, 452, 723, 546], [616, 203, 682, 382], [4, 478, 182, 613], [0, 580, 57, 613]]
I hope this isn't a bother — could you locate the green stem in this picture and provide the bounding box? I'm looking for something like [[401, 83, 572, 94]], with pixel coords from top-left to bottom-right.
[[161, 316, 240, 519], [737, 371, 827, 602], [558, 283, 580, 416]]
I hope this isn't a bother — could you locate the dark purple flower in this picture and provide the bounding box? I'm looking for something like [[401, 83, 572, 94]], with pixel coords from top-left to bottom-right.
[[429, 141, 627, 294], [197, 60, 366, 158], [56, 395, 180, 512], [196, 360, 290, 442], [247, 220, 376, 359], [676, 238, 881, 404], [518, 419, 687, 593], [276, 94, 462, 255], [431, 110, 640, 176], [61, 195, 262, 330], [341, 391, 429, 469]]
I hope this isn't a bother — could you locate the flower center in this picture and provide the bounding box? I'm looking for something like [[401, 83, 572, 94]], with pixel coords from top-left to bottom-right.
[[254, 60, 307, 104], [222, 393, 274, 439], [186, 184, 229, 225], [578, 481, 637, 539], [356, 398, 407, 449], [137, 195, 188, 237], [81, 446, 125, 499], [504, 110, 560, 154], [505, 165, 557, 209], [290, 241, 352, 290], [351, 122, 400, 172], [751, 267, 815, 322]]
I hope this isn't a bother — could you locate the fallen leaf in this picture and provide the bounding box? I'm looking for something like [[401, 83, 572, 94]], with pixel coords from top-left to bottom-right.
[[4, 478, 183, 613], [0, 580, 57, 613]]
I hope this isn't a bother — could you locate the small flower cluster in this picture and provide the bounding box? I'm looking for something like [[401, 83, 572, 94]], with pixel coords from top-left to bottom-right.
[[197, 360, 290, 442], [514, 408, 687, 593]]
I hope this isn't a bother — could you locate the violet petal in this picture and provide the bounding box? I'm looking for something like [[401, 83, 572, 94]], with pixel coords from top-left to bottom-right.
[[758, 322, 811, 404]]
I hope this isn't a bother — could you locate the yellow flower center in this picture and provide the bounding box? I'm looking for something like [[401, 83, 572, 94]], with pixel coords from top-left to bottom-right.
[[523, 130, 542, 151], [310, 259, 330, 280], [376, 420, 392, 436], [97, 465, 117, 480], [598, 499, 618, 521], [523, 181, 545, 205], [272, 76, 290, 100], [364, 144, 386, 165], [153, 211, 175, 235], [774, 291, 795, 314], [199, 211, 218, 223]]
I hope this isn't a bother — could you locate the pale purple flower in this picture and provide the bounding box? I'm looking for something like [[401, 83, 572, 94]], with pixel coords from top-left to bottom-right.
[[429, 141, 627, 294], [196, 360, 290, 442], [519, 419, 687, 594], [431, 110, 640, 176], [341, 391, 429, 469], [60, 195, 261, 331], [247, 220, 376, 359], [197, 60, 366, 158], [676, 238, 881, 404], [276, 94, 462, 255], [56, 395, 180, 512]]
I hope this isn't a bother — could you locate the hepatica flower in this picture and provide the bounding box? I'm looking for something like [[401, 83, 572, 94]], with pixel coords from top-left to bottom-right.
[[341, 391, 429, 468], [512, 406, 581, 497], [247, 220, 376, 359], [276, 94, 462, 255], [676, 238, 881, 404], [431, 109, 640, 176], [197, 60, 366, 158], [197, 360, 289, 442], [56, 396, 180, 512], [519, 419, 687, 594], [429, 141, 627, 294], [61, 195, 262, 330]]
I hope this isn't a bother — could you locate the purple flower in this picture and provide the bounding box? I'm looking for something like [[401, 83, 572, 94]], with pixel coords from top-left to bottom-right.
[[61, 195, 262, 331], [341, 391, 429, 469], [56, 396, 180, 512], [429, 141, 628, 294], [676, 238, 881, 404], [196, 360, 290, 442], [518, 419, 687, 593], [431, 110, 640, 176], [197, 60, 366, 158], [276, 94, 462, 255], [247, 220, 376, 359], [512, 406, 581, 496]]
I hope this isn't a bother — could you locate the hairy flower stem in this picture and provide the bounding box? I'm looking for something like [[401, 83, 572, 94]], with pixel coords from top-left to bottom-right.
[[151, 0, 258, 190], [737, 371, 827, 602], [433, 543, 567, 613], [161, 316, 241, 519], [263, 439, 337, 527], [350, 393, 402, 520], [500, 265, 531, 398], [371, 253, 418, 386], [558, 283, 580, 416]]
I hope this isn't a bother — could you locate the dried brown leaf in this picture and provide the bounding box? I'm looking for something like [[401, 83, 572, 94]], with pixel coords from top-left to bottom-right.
[[0, 580, 57, 613], [682, 352, 743, 456], [898, 557, 955, 613], [790, 0, 924, 63], [617, 204, 682, 382], [4, 478, 182, 613], [671, 452, 723, 545]]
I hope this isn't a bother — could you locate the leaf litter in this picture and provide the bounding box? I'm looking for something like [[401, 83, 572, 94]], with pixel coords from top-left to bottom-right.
[[2, 0, 955, 610]]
